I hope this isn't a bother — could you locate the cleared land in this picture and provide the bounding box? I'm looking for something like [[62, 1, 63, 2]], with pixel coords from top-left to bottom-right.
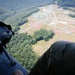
[[19, 4, 75, 56]]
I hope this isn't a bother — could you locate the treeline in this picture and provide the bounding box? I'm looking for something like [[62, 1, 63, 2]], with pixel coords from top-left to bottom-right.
[[0, 0, 55, 24], [0, 7, 39, 31], [0, 0, 55, 10], [8, 33, 39, 71], [0, 0, 55, 29], [1, 0, 75, 72], [67, 8, 75, 18], [69, 14, 75, 18], [0, 0, 55, 72], [56, 0, 75, 18], [32, 29, 54, 43], [57, 0, 75, 7], [0, 8, 15, 21], [7, 29, 54, 71]]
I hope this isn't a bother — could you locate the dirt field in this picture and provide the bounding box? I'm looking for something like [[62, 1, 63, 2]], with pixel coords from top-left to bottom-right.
[[19, 4, 75, 56]]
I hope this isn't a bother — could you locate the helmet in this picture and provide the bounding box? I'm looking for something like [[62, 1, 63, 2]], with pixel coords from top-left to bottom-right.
[[0, 21, 14, 45]]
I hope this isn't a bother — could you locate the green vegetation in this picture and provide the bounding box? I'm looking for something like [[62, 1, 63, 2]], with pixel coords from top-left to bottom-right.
[[0, 7, 39, 31], [7, 29, 54, 71], [2, 0, 74, 71], [69, 14, 75, 18], [56, 0, 75, 18], [0, 0, 55, 26], [33, 29, 54, 42], [8, 33, 39, 71], [0, 8, 15, 21], [0, 0, 55, 71], [67, 8, 75, 18], [1, 0, 75, 72], [57, 0, 75, 7]]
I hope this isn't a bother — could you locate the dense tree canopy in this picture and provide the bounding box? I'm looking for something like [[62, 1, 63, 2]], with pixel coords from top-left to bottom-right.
[[7, 29, 54, 71], [1, 0, 75, 72], [0, 0, 55, 71], [57, 0, 75, 7], [33, 29, 54, 42]]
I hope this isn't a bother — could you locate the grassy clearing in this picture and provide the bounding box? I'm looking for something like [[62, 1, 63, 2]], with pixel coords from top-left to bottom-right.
[[20, 4, 75, 56]]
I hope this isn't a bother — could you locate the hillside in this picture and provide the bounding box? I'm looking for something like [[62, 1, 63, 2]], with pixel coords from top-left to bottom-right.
[[0, 0, 55, 30], [0, 0, 75, 25], [0, 0, 55, 72], [20, 4, 75, 56], [0, 0, 55, 10], [57, 0, 75, 7]]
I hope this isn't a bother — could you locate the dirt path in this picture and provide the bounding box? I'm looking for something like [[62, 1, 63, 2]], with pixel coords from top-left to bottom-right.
[[19, 4, 75, 56]]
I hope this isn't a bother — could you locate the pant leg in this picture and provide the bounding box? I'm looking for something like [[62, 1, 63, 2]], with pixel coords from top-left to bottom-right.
[[28, 41, 73, 75], [28, 46, 51, 75]]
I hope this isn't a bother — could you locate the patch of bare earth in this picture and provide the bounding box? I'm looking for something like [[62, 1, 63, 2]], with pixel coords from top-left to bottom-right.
[[19, 4, 75, 56]]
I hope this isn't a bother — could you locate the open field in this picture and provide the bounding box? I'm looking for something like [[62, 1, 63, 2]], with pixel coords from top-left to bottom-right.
[[19, 4, 75, 56]]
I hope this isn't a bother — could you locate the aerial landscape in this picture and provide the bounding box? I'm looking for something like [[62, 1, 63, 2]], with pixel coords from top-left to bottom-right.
[[0, 0, 75, 71], [20, 4, 75, 56]]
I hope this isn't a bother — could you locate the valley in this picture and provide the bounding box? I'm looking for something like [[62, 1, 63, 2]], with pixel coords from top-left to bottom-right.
[[19, 4, 75, 56]]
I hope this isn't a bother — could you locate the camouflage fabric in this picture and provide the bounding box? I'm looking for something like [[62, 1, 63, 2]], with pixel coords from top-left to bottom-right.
[[28, 41, 75, 75]]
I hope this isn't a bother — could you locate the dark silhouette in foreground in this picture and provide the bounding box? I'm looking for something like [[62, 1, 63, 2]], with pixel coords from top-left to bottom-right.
[[0, 21, 28, 75], [28, 41, 75, 75]]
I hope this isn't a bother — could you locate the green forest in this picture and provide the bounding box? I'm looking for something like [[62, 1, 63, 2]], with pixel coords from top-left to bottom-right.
[[7, 29, 54, 71], [0, 0, 75, 72], [57, 0, 75, 7], [0, 0, 55, 72]]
